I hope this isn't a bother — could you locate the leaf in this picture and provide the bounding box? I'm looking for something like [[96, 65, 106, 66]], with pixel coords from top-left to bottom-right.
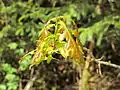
[[96, 25, 109, 46], [8, 42, 18, 49], [2, 63, 17, 74], [0, 25, 11, 38], [56, 20, 84, 63], [0, 84, 6, 90], [21, 16, 85, 67], [79, 30, 87, 45]]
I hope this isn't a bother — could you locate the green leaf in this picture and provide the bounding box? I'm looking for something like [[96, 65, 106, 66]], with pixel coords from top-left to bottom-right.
[[79, 30, 87, 45], [0, 84, 6, 90], [15, 48, 24, 56], [2, 63, 17, 73], [5, 74, 16, 81], [7, 82, 18, 90], [96, 24, 109, 46], [47, 55, 53, 64], [19, 55, 32, 71], [0, 25, 11, 38], [8, 42, 18, 49]]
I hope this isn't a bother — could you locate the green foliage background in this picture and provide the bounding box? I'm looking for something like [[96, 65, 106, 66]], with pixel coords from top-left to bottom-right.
[[0, 0, 120, 90]]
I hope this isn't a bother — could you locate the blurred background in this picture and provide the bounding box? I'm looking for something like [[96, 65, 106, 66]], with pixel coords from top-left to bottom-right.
[[0, 0, 120, 90]]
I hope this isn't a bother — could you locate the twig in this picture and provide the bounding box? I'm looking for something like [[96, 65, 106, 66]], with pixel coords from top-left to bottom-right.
[[98, 63, 103, 77], [84, 47, 120, 72], [19, 79, 23, 90], [24, 73, 38, 90], [30, 68, 34, 79], [93, 59, 120, 69]]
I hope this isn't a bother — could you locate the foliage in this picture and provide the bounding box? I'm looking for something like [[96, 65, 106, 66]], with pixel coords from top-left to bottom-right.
[[0, 63, 19, 90], [0, 0, 92, 60], [0, 0, 120, 89], [79, 15, 120, 46], [21, 16, 84, 67]]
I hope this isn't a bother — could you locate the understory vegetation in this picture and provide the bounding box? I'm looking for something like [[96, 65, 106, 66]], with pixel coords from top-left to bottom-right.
[[0, 0, 120, 90]]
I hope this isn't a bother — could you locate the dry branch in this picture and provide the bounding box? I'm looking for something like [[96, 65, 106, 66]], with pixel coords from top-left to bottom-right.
[[94, 59, 120, 69]]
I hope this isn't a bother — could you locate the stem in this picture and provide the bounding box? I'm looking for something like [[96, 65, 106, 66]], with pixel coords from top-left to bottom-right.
[[81, 61, 91, 90]]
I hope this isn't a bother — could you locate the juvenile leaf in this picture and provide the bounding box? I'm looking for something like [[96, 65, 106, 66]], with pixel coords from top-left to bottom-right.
[[21, 16, 85, 67]]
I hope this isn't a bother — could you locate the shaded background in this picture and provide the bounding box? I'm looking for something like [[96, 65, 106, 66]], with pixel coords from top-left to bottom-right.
[[0, 0, 120, 90]]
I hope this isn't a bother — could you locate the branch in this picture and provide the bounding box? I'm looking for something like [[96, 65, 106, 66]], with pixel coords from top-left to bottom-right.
[[24, 69, 38, 90], [19, 79, 22, 90], [23, 74, 37, 90], [93, 59, 120, 69], [84, 47, 120, 70]]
